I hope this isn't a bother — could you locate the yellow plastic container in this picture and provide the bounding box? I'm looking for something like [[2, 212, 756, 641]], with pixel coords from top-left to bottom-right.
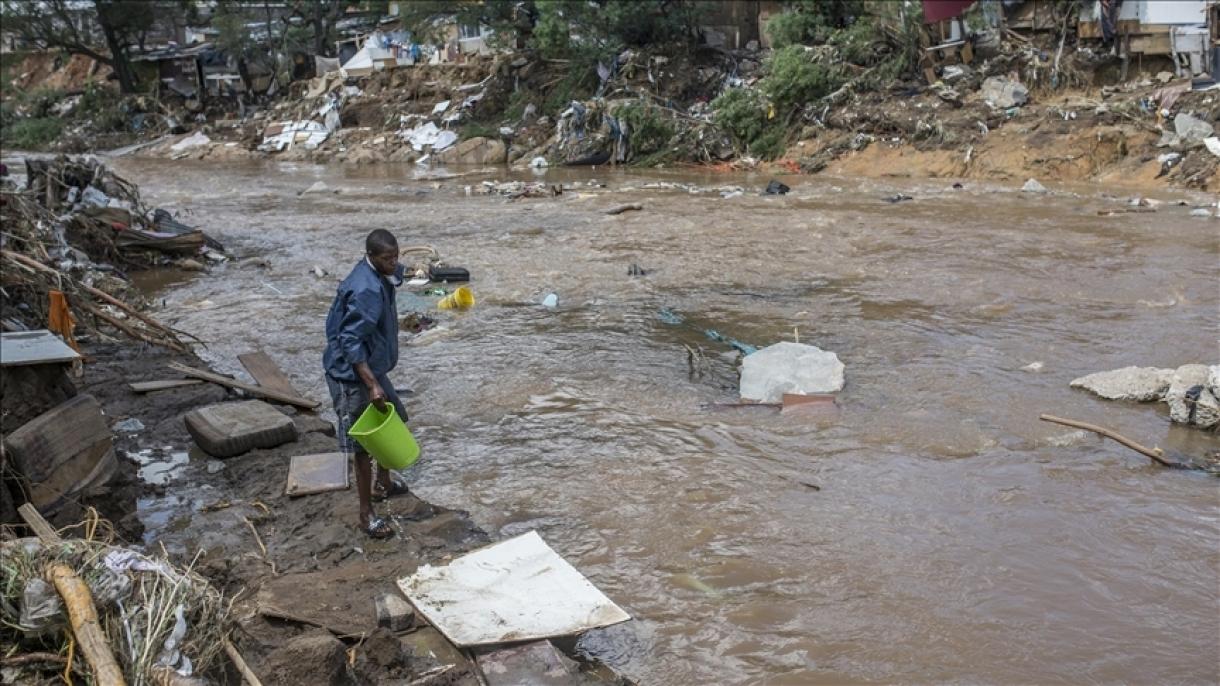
[[347, 404, 420, 470], [437, 286, 475, 310]]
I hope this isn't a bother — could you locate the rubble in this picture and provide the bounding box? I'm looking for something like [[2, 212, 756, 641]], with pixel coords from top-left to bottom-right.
[[1070, 366, 1174, 401], [982, 77, 1030, 108]]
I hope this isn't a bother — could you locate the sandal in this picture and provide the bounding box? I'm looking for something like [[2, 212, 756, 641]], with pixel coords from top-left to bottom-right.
[[372, 480, 410, 502], [363, 516, 394, 539]]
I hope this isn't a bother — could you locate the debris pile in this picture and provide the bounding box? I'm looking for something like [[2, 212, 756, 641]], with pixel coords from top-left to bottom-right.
[[0, 156, 215, 350], [1071, 363, 1220, 431], [0, 518, 231, 684]]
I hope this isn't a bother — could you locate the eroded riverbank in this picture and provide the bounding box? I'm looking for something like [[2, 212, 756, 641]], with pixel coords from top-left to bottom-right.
[[107, 157, 1219, 684]]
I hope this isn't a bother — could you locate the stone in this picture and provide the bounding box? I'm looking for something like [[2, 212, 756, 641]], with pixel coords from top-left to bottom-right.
[[374, 592, 415, 632], [1069, 366, 1173, 401], [1193, 388, 1220, 429], [1208, 365, 1220, 396], [435, 137, 507, 165], [302, 181, 329, 194], [739, 342, 845, 404], [261, 629, 347, 686], [1021, 178, 1048, 193], [982, 76, 1029, 108], [1173, 113, 1214, 145], [1165, 364, 1211, 424]]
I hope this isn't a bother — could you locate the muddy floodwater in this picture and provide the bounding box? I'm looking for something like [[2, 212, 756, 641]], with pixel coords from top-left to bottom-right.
[[114, 158, 1217, 685]]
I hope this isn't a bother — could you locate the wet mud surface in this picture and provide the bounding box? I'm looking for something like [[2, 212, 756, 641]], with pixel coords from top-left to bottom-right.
[[95, 158, 1220, 685]]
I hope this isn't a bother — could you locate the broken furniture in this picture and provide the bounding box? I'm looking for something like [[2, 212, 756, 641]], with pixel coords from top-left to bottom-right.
[[1, 331, 114, 518], [184, 400, 298, 458]]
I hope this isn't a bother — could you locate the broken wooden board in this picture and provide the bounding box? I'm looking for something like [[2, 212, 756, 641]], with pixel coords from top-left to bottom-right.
[[129, 379, 204, 393], [399, 531, 631, 647], [0, 330, 81, 367], [286, 452, 349, 497], [168, 361, 319, 409], [238, 351, 300, 397], [3, 394, 116, 512]]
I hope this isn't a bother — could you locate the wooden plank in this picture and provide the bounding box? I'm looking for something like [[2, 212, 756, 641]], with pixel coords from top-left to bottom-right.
[[129, 379, 204, 393], [238, 352, 299, 396], [168, 362, 319, 409], [18, 503, 62, 543]]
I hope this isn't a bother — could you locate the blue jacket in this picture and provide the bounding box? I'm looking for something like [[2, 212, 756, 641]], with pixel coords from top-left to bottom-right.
[[323, 259, 404, 382]]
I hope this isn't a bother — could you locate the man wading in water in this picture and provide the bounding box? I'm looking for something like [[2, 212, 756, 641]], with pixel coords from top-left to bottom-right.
[[324, 229, 411, 538]]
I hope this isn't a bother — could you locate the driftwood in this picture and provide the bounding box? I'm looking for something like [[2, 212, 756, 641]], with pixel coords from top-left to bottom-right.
[[48, 562, 128, 686], [223, 639, 264, 686], [18, 503, 63, 543], [1039, 414, 1177, 468], [129, 379, 203, 393], [168, 362, 319, 409]]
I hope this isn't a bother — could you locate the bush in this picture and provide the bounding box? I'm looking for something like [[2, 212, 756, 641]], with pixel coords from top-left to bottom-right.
[[766, 11, 824, 49], [711, 88, 785, 160], [615, 103, 673, 157], [761, 45, 845, 115], [3, 117, 63, 149], [712, 88, 768, 148]]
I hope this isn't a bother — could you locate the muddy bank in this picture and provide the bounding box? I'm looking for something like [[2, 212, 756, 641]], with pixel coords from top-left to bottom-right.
[[68, 341, 515, 685]]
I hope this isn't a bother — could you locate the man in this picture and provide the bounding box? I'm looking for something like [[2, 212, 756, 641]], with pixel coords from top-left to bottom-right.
[[324, 229, 410, 538]]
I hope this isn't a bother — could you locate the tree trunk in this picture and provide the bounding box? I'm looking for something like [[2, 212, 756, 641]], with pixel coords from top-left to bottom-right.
[[96, 11, 137, 93]]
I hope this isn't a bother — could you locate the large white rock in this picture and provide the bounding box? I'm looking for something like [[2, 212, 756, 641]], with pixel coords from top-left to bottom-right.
[[1208, 365, 1220, 396], [1069, 366, 1173, 401], [1165, 364, 1212, 424], [739, 342, 845, 403]]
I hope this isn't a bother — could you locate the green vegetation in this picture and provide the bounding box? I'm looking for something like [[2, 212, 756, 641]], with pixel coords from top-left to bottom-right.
[[3, 117, 64, 149], [760, 45, 846, 115], [459, 121, 499, 141], [711, 88, 778, 159], [614, 103, 673, 158], [766, 11, 825, 49]]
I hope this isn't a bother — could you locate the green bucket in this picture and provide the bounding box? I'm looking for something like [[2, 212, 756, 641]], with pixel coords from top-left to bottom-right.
[[347, 404, 420, 470]]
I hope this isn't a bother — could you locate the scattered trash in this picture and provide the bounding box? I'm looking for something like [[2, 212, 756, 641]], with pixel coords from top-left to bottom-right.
[[529, 156, 549, 169], [400, 121, 459, 153], [885, 194, 914, 203], [312, 265, 329, 278], [113, 417, 145, 433], [739, 342, 846, 404], [1023, 362, 1044, 372], [428, 265, 470, 283], [398, 531, 630, 646], [259, 121, 330, 152], [1021, 178, 1048, 193], [763, 180, 790, 195], [541, 293, 558, 308], [627, 264, 648, 276], [982, 76, 1029, 108], [1189, 208, 1213, 217], [301, 181, 332, 195], [437, 286, 475, 310]]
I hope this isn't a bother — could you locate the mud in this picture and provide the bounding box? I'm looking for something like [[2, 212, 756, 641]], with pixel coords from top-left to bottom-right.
[[66, 340, 494, 685]]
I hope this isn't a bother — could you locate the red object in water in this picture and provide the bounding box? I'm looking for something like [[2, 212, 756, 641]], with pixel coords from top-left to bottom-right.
[[922, 0, 976, 23]]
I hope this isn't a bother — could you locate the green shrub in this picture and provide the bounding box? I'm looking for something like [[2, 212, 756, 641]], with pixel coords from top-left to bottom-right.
[[712, 88, 768, 148], [3, 117, 63, 149], [459, 121, 499, 141], [615, 103, 673, 157], [761, 45, 844, 115], [766, 11, 824, 48], [831, 19, 878, 65], [750, 128, 787, 161]]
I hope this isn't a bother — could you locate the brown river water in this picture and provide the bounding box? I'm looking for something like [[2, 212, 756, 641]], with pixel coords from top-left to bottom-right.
[[111, 158, 1217, 685]]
